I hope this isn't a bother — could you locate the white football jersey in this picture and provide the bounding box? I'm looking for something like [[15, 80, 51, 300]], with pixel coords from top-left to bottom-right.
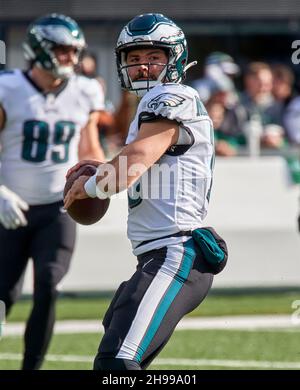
[[0, 69, 104, 204], [126, 83, 215, 255]]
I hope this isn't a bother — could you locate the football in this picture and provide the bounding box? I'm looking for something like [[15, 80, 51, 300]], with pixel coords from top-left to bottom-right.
[[64, 164, 110, 225]]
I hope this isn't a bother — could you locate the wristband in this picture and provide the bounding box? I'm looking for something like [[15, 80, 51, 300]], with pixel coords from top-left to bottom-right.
[[84, 174, 97, 198], [84, 174, 110, 199]]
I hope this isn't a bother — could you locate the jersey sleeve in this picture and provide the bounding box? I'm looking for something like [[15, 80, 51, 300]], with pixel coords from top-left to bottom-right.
[[0, 71, 16, 114], [85, 78, 105, 112], [139, 88, 196, 124], [138, 84, 212, 147]]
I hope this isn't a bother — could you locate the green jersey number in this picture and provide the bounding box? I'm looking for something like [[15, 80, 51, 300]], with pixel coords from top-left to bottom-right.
[[195, 96, 208, 116], [22, 120, 75, 163], [206, 122, 215, 203], [128, 182, 142, 209]]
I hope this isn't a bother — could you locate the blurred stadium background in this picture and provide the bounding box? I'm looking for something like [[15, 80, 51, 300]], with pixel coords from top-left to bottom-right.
[[1, 0, 300, 370], [3, 0, 300, 106]]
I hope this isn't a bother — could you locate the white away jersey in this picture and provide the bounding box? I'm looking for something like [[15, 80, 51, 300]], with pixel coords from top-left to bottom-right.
[[126, 83, 215, 255], [0, 69, 104, 204]]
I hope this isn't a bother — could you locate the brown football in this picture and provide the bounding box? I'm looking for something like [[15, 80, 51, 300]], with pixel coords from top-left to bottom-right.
[[64, 164, 110, 225]]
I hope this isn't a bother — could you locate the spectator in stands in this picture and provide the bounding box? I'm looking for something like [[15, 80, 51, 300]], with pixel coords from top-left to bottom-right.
[[272, 64, 295, 104], [267, 64, 295, 136], [206, 76, 246, 157], [241, 62, 285, 150], [277, 65, 300, 145], [192, 51, 240, 105], [192, 52, 246, 157], [283, 99, 300, 145]]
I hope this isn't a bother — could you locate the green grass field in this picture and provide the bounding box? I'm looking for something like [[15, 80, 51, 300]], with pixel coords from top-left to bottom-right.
[[1, 290, 300, 370], [6, 289, 300, 321], [1, 330, 300, 370]]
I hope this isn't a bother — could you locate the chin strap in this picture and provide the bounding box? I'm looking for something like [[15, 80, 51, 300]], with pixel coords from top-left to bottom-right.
[[183, 60, 198, 73]]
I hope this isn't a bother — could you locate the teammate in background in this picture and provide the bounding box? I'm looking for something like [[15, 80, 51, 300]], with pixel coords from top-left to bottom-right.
[[64, 13, 227, 370], [78, 50, 108, 93], [79, 50, 138, 155], [0, 14, 105, 369]]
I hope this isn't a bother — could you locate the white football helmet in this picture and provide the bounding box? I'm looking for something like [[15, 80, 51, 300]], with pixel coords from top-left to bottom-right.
[[116, 13, 193, 98]]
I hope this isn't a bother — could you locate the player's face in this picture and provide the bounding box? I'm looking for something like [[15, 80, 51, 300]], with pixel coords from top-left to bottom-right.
[[126, 48, 168, 82], [53, 45, 78, 67]]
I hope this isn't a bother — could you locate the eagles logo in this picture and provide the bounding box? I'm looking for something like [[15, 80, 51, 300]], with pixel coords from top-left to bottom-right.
[[147, 93, 185, 110]]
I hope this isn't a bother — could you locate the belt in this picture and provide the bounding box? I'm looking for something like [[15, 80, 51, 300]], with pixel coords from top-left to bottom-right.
[[136, 230, 192, 249]]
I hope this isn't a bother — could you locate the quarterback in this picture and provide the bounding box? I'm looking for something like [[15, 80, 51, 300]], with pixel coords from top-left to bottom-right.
[[0, 14, 104, 369], [65, 13, 227, 370]]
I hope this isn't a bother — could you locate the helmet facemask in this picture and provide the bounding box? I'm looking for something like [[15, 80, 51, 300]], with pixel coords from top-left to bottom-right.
[[116, 14, 191, 97], [118, 46, 171, 97], [117, 42, 187, 98]]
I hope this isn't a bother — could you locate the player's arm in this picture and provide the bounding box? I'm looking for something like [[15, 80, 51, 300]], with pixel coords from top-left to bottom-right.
[[78, 111, 106, 161], [64, 118, 179, 207], [106, 118, 179, 192]]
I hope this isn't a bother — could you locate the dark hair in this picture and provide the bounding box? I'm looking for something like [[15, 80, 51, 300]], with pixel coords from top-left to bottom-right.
[[79, 50, 98, 78], [272, 64, 295, 86], [245, 62, 271, 77], [81, 50, 98, 66]]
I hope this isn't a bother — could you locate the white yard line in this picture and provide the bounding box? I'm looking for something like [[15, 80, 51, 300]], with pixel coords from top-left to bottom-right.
[[0, 353, 92, 363], [175, 315, 300, 330], [1, 314, 300, 337], [0, 353, 300, 369], [152, 358, 300, 369]]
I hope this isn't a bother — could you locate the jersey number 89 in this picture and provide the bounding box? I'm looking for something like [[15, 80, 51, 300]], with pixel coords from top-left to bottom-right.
[[22, 120, 75, 163]]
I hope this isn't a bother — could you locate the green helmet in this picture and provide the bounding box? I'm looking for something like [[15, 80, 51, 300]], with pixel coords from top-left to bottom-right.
[[116, 13, 193, 97], [23, 13, 86, 79]]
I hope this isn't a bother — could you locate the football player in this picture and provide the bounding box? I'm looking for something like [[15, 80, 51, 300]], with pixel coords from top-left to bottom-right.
[[0, 14, 105, 369], [64, 13, 227, 370]]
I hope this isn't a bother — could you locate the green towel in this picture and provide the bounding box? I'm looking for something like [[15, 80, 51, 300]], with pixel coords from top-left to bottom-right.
[[192, 228, 225, 265]]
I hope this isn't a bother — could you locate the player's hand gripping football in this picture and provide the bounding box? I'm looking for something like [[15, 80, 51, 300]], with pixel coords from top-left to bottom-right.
[[63, 175, 90, 209], [0, 185, 29, 229], [66, 159, 102, 179]]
